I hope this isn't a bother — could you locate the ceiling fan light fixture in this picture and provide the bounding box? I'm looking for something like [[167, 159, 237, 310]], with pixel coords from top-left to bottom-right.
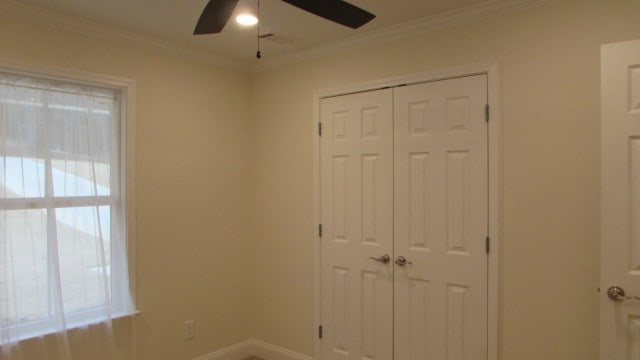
[[194, 0, 375, 35], [236, 14, 258, 26]]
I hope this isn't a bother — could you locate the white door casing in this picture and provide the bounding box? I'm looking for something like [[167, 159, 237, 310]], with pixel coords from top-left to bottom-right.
[[393, 75, 488, 360], [320, 88, 394, 360], [319, 70, 494, 360], [601, 39, 640, 359]]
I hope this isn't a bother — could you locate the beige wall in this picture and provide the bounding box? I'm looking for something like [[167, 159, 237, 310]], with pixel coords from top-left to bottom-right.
[[248, 1, 640, 359], [4, 0, 640, 359], [0, 13, 251, 360]]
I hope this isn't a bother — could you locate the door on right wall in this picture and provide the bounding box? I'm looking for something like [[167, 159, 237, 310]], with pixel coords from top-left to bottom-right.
[[393, 75, 488, 360], [601, 39, 640, 359], [320, 75, 489, 360]]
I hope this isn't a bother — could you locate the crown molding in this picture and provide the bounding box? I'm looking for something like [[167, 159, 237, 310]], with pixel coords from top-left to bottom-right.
[[0, 0, 544, 74], [0, 0, 251, 72], [251, 0, 545, 73]]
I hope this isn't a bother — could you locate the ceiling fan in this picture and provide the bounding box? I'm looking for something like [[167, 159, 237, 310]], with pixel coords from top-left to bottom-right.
[[193, 0, 376, 35]]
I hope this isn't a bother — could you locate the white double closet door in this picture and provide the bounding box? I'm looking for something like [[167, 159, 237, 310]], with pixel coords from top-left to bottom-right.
[[320, 75, 488, 360]]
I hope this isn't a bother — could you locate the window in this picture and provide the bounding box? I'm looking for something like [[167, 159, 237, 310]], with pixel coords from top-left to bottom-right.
[[0, 72, 134, 342]]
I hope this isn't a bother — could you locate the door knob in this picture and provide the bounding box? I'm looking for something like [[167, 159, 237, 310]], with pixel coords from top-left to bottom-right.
[[607, 286, 640, 301], [395, 256, 412, 266], [367, 254, 390, 264]]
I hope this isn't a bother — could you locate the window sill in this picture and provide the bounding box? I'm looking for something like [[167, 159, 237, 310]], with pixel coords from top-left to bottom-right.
[[0, 309, 142, 345]]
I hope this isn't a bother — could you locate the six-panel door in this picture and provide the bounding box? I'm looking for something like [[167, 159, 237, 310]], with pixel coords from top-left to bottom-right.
[[393, 76, 488, 360], [600, 39, 640, 359], [320, 75, 488, 360], [321, 88, 394, 360]]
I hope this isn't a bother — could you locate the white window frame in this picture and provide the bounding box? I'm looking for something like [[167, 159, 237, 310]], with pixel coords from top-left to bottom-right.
[[0, 60, 138, 338]]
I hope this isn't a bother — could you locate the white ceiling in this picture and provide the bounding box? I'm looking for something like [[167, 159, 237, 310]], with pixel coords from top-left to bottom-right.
[[16, 0, 501, 63]]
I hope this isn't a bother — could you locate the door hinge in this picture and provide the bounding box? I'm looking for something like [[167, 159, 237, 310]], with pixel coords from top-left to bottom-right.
[[318, 122, 322, 136], [485, 104, 490, 122], [318, 224, 323, 238], [486, 236, 490, 254], [319, 325, 323, 339]]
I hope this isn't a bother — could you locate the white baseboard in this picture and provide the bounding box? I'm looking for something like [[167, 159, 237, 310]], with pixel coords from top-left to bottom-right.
[[248, 339, 313, 360], [196, 339, 313, 360], [193, 339, 252, 360]]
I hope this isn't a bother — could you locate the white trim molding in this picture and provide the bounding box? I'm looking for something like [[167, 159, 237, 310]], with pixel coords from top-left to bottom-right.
[[193, 340, 253, 360], [194, 339, 312, 360], [0, 57, 140, 310], [0, 0, 248, 71], [249, 340, 314, 360], [253, 0, 543, 72], [312, 62, 501, 360], [0, 0, 541, 74]]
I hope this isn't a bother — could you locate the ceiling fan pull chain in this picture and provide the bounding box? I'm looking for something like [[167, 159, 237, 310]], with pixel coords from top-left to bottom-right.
[[256, 0, 262, 59]]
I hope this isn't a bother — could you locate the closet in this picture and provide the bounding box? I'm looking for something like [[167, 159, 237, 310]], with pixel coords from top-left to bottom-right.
[[320, 75, 488, 360]]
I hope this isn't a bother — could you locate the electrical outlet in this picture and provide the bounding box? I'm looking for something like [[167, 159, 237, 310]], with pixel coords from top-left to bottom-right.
[[184, 320, 195, 340]]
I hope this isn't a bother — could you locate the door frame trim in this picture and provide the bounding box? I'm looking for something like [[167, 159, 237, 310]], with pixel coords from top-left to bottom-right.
[[311, 62, 501, 360]]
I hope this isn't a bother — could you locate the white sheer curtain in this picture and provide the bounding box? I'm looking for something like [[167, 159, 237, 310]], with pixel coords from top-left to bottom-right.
[[0, 74, 135, 360]]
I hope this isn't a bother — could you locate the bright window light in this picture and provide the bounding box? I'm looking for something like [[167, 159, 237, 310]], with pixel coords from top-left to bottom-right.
[[236, 14, 258, 26], [0, 73, 135, 343]]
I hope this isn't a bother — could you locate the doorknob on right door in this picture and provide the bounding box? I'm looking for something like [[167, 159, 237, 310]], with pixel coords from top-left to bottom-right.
[[395, 256, 412, 266], [607, 286, 640, 301]]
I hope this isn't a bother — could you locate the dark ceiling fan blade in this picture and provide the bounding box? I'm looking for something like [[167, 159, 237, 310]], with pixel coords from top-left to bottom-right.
[[280, 0, 375, 29], [194, 0, 239, 35]]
